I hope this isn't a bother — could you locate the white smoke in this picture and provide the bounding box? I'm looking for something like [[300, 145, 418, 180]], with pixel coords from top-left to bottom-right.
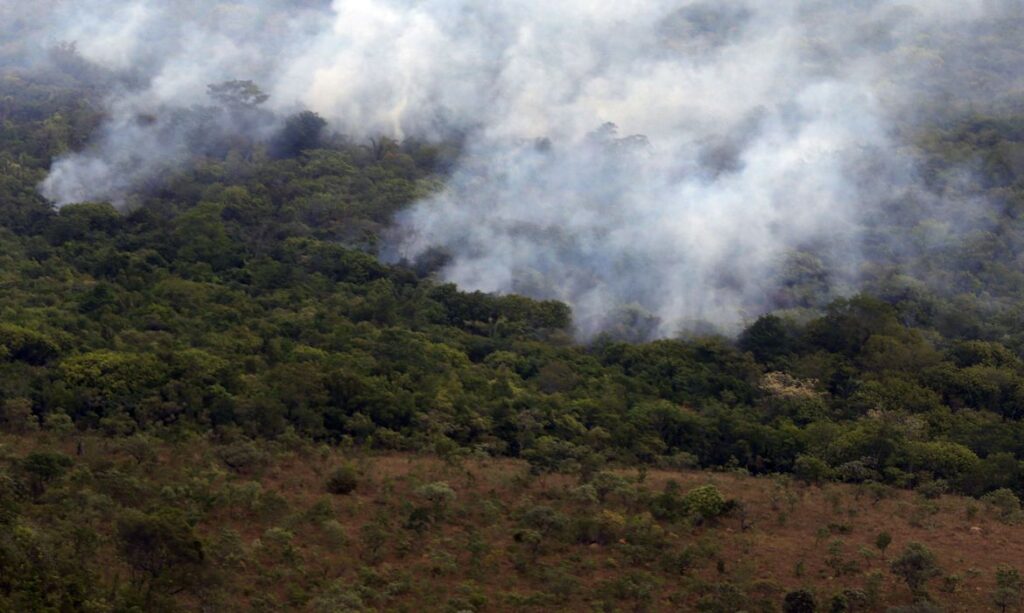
[[18, 0, 1024, 336]]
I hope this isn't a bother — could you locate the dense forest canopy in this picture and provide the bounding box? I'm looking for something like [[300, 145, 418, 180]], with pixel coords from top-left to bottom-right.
[[0, 0, 1023, 610]]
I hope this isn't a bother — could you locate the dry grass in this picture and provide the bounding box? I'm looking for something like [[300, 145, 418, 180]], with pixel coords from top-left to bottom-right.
[[3, 432, 1022, 611]]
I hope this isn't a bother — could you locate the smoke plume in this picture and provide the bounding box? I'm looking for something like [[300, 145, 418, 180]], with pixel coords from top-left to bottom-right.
[[11, 0, 1024, 337]]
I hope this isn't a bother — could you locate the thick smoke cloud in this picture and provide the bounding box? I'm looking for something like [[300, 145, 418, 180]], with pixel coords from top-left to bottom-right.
[[15, 0, 1024, 337]]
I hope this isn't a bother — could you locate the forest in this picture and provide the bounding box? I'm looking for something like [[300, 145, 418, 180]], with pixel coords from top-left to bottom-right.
[[1, 10, 1024, 612]]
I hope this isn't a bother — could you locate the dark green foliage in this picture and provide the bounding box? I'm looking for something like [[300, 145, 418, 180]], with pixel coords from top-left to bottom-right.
[[875, 531, 892, 556], [981, 488, 1022, 523], [0, 518, 104, 610], [326, 464, 359, 495], [891, 543, 941, 601], [739, 314, 796, 365], [117, 508, 205, 603], [272, 111, 328, 158], [19, 451, 72, 497], [794, 456, 834, 485], [993, 566, 1022, 612], [218, 441, 269, 475], [0, 324, 60, 365], [783, 589, 817, 613]]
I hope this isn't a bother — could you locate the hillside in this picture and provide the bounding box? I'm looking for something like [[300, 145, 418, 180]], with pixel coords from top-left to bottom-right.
[[1, 7, 1024, 612], [3, 432, 1022, 612]]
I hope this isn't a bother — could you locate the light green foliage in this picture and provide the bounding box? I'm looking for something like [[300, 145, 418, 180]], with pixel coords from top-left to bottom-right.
[[793, 455, 833, 484], [682, 485, 727, 522], [415, 481, 456, 517], [905, 441, 979, 480], [1, 398, 38, 433]]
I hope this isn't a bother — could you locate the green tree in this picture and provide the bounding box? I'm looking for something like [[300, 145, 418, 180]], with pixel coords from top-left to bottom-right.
[[272, 110, 327, 158], [19, 451, 72, 498], [683, 485, 728, 523], [890, 542, 941, 601], [994, 565, 1023, 613], [875, 531, 892, 558], [117, 508, 205, 605], [326, 463, 359, 495]]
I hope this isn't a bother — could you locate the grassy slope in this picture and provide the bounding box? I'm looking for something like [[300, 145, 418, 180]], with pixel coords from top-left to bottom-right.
[[4, 433, 1020, 612]]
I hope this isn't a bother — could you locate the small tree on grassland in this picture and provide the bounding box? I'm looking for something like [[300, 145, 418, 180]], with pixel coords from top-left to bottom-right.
[[891, 542, 940, 602], [994, 566, 1023, 613]]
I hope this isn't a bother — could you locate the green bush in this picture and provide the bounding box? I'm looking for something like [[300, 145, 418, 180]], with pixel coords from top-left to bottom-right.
[[782, 589, 816, 613], [218, 441, 268, 475], [993, 565, 1022, 612], [683, 485, 727, 522], [891, 543, 941, 601], [793, 456, 833, 485], [916, 480, 948, 500], [326, 464, 359, 495], [981, 488, 1022, 523], [415, 481, 456, 517], [835, 461, 880, 483], [19, 451, 73, 497]]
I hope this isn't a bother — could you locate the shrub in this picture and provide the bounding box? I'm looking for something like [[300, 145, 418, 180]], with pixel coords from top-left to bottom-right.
[[20, 451, 73, 497], [119, 434, 158, 465], [259, 527, 295, 559], [657, 451, 699, 470], [2, 398, 38, 432], [683, 485, 727, 522], [591, 471, 631, 502], [117, 508, 205, 597], [829, 588, 868, 612], [940, 574, 961, 594], [594, 510, 627, 544], [520, 505, 567, 536], [42, 410, 74, 434], [320, 520, 348, 547], [916, 480, 948, 500], [570, 484, 599, 504], [859, 481, 894, 504], [794, 456, 833, 484], [415, 481, 456, 518], [875, 531, 892, 557], [305, 498, 334, 523], [326, 464, 359, 495], [982, 488, 1022, 523], [782, 589, 816, 613], [308, 580, 366, 613], [994, 565, 1022, 612], [905, 441, 979, 481], [650, 481, 685, 521], [891, 543, 941, 601], [218, 441, 268, 475], [835, 461, 880, 483]]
